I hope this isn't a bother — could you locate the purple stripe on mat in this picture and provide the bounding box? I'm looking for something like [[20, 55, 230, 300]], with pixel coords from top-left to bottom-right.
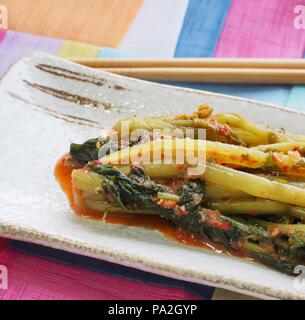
[[0, 31, 63, 77]]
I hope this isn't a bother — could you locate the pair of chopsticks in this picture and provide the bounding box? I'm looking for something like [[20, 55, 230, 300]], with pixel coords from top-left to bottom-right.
[[72, 58, 305, 84]]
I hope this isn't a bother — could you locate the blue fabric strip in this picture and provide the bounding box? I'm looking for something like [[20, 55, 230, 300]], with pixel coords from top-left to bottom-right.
[[174, 0, 232, 57], [8, 240, 214, 300], [173, 0, 290, 106], [163, 82, 291, 106]]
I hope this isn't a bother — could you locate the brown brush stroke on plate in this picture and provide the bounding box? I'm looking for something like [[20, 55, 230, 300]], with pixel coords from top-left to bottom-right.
[[113, 84, 126, 91], [24, 80, 112, 110], [8, 91, 104, 128], [36, 64, 106, 86], [36, 64, 127, 91]]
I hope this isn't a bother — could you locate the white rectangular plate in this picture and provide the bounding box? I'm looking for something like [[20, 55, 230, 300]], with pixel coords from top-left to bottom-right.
[[0, 53, 304, 300]]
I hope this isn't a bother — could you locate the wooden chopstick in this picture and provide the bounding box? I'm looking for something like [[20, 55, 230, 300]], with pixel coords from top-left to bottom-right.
[[73, 58, 305, 69], [71, 58, 305, 84], [96, 67, 305, 84]]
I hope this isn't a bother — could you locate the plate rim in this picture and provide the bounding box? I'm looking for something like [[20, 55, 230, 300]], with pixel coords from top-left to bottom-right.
[[0, 220, 295, 300]]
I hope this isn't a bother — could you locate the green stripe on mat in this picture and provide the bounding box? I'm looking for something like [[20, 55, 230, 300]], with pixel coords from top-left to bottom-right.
[[286, 85, 305, 111]]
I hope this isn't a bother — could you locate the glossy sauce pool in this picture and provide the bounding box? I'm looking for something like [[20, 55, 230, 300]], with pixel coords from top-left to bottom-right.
[[54, 154, 248, 259]]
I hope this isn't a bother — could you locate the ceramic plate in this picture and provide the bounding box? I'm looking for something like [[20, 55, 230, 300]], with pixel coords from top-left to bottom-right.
[[1, 53, 304, 300]]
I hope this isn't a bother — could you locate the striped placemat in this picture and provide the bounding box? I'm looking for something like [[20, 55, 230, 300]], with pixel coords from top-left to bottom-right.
[[1, 0, 305, 300]]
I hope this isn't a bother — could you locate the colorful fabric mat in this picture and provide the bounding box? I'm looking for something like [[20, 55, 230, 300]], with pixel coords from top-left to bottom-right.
[[1, 0, 305, 300]]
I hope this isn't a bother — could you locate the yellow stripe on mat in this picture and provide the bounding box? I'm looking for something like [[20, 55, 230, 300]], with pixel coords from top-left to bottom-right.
[[57, 41, 100, 59]]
